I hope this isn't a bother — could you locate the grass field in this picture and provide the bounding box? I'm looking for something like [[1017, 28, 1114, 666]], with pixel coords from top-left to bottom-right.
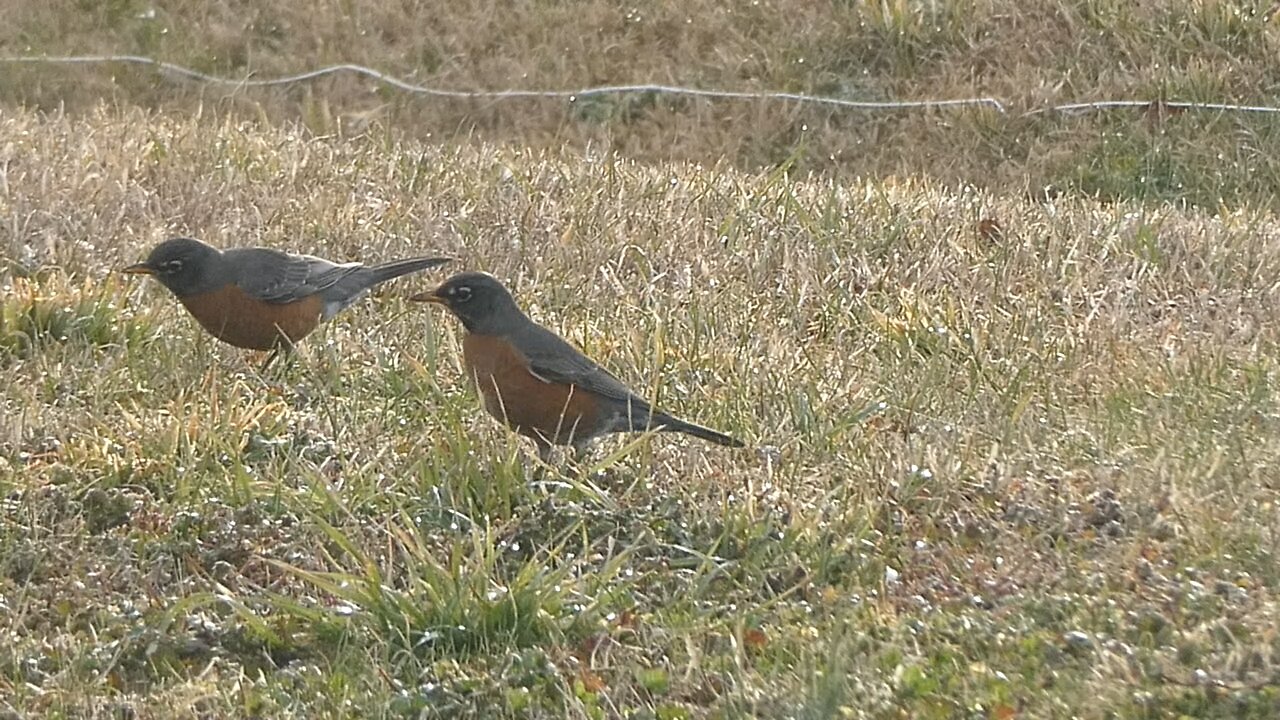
[[3, 1, 1280, 718], [2, 109, 1279, 718]]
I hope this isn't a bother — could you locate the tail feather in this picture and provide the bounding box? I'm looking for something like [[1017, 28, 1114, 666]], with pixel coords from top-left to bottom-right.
[[320, 256, 451, 320], [367, 256, 451, 286], [648, 411, 745, 448]]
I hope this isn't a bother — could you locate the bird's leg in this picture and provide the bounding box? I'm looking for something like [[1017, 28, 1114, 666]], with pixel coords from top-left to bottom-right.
[[258, 348, 282, 373], [525, 439, 556, 485], [570, 441, 591, 468], [259, 334, 299, 376], [536, 440, 554, 465], [244, 349, 287, 398], [557, 441, 597, 480], [533, 439, 587, 479]]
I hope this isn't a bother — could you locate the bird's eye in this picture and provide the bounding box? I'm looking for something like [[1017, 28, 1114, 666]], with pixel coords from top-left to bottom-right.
[[161, 259, 184, 274], [454, 285, 473, 302]]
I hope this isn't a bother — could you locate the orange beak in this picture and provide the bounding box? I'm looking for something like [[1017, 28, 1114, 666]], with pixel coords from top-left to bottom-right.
[[409, 288, 447, 304], [121, 262, 154, 275]]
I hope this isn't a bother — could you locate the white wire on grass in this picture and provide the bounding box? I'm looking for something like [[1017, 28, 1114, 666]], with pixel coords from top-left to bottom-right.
[[0, 54, 1006, 112], [6, 55, 1280, 119], [1024, 100, 1280, 117]]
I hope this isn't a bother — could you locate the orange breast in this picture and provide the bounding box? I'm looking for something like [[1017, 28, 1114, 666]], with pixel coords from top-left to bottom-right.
[[462, 333, 603, 446], [178, 286, 324, 350]]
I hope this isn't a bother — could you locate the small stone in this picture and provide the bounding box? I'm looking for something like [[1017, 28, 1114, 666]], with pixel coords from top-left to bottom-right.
[[1063, 631, 1092, 652]]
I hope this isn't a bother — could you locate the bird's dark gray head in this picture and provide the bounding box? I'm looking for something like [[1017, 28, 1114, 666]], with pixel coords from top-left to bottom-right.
[[411, 271, 526, 334], [122, 237, 224, 297]]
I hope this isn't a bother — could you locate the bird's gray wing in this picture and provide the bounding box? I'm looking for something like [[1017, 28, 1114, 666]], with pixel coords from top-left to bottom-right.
[[513, 323, 650, 409], [227, 248, 364, 305]]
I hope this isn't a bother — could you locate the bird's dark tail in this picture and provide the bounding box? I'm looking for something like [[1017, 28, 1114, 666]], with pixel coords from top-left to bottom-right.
[[367, 256, 451, 286], [648, 411, 745, 448]]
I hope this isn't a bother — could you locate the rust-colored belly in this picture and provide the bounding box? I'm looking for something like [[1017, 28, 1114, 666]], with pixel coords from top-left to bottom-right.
[[178, 286, 323, 350], [462, 333, 602, 446]]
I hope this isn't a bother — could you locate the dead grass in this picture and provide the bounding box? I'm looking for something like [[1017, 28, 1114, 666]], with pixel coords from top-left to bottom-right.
[[1, 108, 1279, 717], [2, 0, 1280, 209]]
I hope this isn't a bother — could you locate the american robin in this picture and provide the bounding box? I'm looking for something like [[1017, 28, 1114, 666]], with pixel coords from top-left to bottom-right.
[[124, 237, 450, 363], [412, 271, 744, 459]]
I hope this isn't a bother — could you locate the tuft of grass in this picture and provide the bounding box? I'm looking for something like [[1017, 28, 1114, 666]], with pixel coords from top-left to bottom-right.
[[0, 276, 145, 360], [270, 510, 609, 659]]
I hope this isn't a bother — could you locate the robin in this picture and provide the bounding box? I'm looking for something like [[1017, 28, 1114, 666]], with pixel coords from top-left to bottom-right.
[[412, 271, 744, 459], [123, 236, 450, 364]]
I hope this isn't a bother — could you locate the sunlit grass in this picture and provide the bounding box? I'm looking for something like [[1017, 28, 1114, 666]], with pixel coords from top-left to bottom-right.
[[1, 109, 1279, 717]]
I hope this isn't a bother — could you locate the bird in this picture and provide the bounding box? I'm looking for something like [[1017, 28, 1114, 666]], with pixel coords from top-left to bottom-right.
[[123, 236, 450, 366], [411, 271, 744, 460]]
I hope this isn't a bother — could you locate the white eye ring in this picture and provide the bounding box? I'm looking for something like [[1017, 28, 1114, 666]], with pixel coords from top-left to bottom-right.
[[162, 259, 184, 273], [455, 286, 473, 302]]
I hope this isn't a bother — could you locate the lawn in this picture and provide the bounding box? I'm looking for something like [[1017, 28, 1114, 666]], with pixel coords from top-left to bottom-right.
[[3, 1, 1280, 718], [2, 109, 1278, 718]]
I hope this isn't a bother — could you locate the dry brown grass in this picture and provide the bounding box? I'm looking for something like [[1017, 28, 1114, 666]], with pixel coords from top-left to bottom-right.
[[3, 0, 1280, 209], [2, 108, 1279, 717]]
